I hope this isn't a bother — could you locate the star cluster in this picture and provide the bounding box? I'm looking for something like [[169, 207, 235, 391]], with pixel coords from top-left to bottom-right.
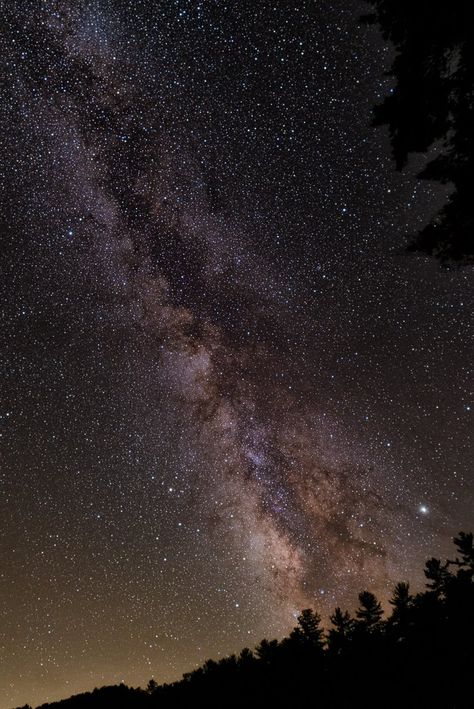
[[1, 2, 473, 708]]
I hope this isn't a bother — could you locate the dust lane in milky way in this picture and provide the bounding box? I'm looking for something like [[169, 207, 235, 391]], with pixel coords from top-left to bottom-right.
[[1, 2, 473, 708]]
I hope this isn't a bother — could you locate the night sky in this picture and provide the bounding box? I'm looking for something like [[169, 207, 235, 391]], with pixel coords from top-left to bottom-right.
[[1, 1, 473, 707]]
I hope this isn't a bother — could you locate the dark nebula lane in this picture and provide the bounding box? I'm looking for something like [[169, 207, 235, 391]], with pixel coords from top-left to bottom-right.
[[1, 2, 473, 708]]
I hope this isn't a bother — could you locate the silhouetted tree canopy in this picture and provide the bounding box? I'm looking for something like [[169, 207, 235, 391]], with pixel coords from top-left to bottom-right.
[[364, 1, 474, 262], [355, 590, 384, 629], [288, 608, 325, 648], [18, 532, 474, 709]]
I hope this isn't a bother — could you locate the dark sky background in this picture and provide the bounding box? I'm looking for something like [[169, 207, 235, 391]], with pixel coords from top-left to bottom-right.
[[1, 1, 473, 707]]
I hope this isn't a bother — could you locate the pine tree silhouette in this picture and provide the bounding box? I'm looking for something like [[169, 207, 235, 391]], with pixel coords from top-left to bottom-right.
[[356, 591, 383, 629]]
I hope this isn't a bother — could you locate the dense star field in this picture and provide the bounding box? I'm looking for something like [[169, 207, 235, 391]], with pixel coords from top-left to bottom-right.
[[1, 1, 473, 708]]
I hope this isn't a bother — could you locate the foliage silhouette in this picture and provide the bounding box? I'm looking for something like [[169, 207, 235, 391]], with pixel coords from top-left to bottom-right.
[[18, 533, 473, 709], [287, 608, 325, 649], [355, 590, 384, 629], [327, 607, 355, 655], [363, 1, 474, 263]]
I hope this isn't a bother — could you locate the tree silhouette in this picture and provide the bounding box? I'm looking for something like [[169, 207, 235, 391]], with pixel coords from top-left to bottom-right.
[[363, 1, 474, 262], [389, 581, 412, 617], [288, 608, 325, 648], [449, 531, 474, 575], [145, 680, 157, 695], [328, 607, 354, 653], [355, 590, 384, 629], [255, 638, 280, 664], [387, 581, 413, 642], [424, 557, 451, 596]]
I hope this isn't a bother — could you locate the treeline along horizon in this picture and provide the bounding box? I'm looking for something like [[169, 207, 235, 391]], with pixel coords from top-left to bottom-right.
[[15, 532, 474, 709]]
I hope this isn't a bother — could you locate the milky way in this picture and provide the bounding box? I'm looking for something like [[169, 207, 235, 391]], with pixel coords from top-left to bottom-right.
[[1, 2, 473, 708]]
